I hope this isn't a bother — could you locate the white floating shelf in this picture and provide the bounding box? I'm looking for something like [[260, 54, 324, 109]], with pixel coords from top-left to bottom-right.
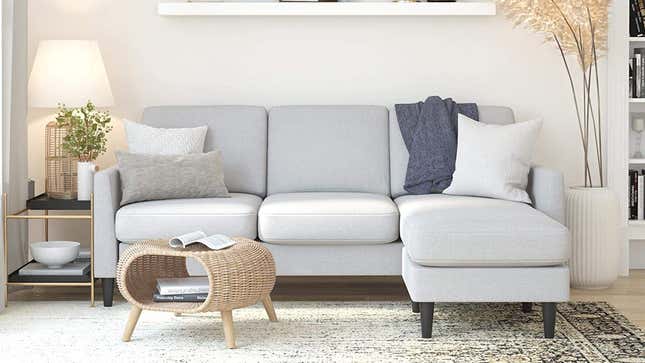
[[630, 98, 645, 103], [629, 220, 645, 239], [630, 158, 645, 164], [158, 2, 497, 17]]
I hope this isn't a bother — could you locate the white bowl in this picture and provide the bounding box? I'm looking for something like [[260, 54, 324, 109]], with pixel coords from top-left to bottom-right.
[[30, 241, 80, 269]]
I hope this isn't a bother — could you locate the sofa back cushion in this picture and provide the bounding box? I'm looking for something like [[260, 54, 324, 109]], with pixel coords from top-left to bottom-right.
[[268, 106, 390, 195], [389, 105, 516, 198], [142, 106, 267, 197]]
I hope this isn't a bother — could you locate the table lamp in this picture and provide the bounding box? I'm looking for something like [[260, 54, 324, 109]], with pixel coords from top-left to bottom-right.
[[28, 40, 114, 199]]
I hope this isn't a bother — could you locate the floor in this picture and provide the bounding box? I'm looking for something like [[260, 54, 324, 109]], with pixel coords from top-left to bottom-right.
[[8, 270, 645, 328]]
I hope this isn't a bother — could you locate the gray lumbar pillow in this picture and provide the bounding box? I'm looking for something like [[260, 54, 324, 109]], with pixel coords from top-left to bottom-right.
[[117, 150, 229, 206]]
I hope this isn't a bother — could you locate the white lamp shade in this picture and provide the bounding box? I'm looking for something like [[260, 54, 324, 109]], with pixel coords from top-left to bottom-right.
[[28, 40, 114, 108]]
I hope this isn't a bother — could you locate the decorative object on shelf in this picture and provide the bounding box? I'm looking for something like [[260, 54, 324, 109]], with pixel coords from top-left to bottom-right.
[[633, 117, 645, 158], [77, 161, 98, 201], [29, 241, 80, 269], [55, 102, 111, 201], [28, 40, 114, 200], [45, 121, 78, 199], [498, 1, 618, 288]]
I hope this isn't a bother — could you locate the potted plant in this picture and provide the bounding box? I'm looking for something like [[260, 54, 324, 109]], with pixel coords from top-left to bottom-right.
[[55, 101, 113, 201], [498, 0, 618, 288]]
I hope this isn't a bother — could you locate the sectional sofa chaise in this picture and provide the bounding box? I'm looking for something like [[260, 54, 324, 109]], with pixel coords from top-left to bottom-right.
[[94, 105, 570, 338]]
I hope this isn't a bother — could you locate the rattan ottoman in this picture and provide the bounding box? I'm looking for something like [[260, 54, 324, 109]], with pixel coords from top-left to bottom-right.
[[116, 237, 277, 349]]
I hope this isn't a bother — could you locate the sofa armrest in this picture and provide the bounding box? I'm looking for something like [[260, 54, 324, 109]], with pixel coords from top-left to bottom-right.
[[527, 166, 565, 225], [93, 166, 121, 278]]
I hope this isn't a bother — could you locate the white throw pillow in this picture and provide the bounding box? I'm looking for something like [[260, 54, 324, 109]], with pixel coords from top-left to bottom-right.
[[123, 119, 208, 155], [443, 114, 542, 204]]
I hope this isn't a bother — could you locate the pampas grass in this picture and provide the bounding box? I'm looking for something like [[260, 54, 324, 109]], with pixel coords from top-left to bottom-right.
[[497, 0, 610, 187]]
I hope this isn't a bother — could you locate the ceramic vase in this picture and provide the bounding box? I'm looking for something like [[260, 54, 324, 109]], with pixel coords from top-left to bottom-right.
[[566, 187, 619, 289], [77, 161, 97, 201]]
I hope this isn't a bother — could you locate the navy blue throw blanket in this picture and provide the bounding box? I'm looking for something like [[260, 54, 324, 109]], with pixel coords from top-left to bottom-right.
[[395, 96, 478, 194]]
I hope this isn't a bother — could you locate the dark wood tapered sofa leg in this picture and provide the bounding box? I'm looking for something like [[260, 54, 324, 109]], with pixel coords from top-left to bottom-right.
[[543, 302, 556, 339], [420, 302, 435, 338], [412, 301, 420, 313], [102, 278, 115, 307], [521, 302, 533, 313]]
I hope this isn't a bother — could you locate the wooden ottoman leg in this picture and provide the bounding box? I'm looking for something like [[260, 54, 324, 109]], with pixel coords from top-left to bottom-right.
[[261, 295, 278, 322], [221, 310, 236, 349], [122, 306, 142, 342]]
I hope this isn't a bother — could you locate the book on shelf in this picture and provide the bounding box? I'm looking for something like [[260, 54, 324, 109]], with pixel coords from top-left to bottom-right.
[[632, 0, 645, 37], [169, 231, 236, 251], [152, 289, 208, 303], [636, 173, 645, 221], [629, 169, 645, 220], [18, 261, 90, 276], [156, 276, 209, 296], [631, 170, 637, 220], [631, 58, 636, 98], [629, 49, 645, 98]]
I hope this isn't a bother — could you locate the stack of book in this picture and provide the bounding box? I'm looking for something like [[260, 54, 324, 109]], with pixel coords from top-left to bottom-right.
[[632, 0, 645, 37], [630, 169, 645, 220], [153, 276, 209, 302]]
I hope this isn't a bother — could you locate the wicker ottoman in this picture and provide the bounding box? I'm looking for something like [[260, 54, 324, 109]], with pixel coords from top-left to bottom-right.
[[116, 237, 277, 349]]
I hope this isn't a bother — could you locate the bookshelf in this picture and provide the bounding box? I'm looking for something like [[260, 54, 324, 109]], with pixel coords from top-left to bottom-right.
[[629, 6, 645, 267], [611, 2, 645, 272]]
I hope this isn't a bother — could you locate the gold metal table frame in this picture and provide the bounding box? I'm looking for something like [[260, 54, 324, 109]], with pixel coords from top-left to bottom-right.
[[2, 192, 95, 307]]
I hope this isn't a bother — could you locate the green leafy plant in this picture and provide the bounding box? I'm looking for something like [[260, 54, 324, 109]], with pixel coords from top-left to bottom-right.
[[55, 101, 113, 162]]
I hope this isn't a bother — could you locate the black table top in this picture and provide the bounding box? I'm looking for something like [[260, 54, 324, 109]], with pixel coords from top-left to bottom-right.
[[26, 193, 91, 211]]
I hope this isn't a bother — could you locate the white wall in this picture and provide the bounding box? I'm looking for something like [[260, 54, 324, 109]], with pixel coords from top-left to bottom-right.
[[27, 0, 605, 245], [2, 0, 29, 310], [3, 0, 29, 273]]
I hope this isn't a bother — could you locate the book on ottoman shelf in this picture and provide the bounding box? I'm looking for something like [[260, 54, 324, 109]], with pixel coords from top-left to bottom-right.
[[156, 276, 210, 295], [152, 290, 208, 302], [154, 276, 210, 302]]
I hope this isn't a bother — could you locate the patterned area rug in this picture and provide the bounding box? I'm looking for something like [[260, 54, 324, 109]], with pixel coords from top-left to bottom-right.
[[0, 301, 643, 362]]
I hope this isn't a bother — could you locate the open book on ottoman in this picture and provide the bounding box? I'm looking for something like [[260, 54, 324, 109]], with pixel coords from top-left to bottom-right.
[[169, 231, 236, 250]]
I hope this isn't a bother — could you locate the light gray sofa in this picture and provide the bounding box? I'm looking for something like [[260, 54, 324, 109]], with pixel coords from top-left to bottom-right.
[[94, 105, 569, 338]]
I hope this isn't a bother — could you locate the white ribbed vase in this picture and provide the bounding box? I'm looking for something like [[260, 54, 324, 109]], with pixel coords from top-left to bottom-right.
[[566, 187, 619, 289], [77, 161, 97, 201]]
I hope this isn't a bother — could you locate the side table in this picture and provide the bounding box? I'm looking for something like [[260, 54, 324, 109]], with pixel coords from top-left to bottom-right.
[[2, 193, 95, 307]]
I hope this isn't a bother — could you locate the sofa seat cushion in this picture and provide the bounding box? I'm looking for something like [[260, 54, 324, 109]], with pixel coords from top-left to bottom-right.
[[258, 192, 399, 245], [116, 193, 262, 243], [397, 194, 569, 267]]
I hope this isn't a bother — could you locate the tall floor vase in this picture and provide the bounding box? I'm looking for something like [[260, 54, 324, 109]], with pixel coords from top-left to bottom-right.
[[566, 187, 619, 289]]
